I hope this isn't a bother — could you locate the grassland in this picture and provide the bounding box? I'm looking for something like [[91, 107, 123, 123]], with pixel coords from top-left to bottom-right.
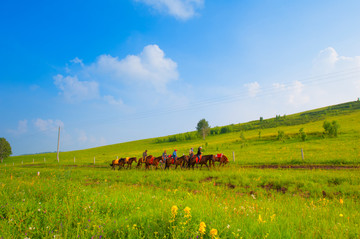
[[1, 101, 360, 238], [1, 166, 359, 238], [6, 101, 360, 166]]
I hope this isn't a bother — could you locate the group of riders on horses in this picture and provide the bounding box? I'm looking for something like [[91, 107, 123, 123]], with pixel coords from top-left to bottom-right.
[[142, 146, 203, 168], [110, 146, 228, 170]]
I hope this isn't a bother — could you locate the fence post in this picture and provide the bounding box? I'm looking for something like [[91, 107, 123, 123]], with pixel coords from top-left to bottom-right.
[[13, 162, 14, 166], [44, 157, 46, 163], [301, 148, 305, 161], [232, 151, 235, 162], [33, 158, 34, 164], [74, 157, 75, 164], [22, 161, 23, 165], [94, 157, 95, 165]]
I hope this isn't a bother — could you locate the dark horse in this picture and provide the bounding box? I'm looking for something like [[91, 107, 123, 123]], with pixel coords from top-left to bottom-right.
[[214, 154, 229, 167], [145, 155, 162, 170], [124, 157, 137, 169], [188, 155, 214, 170], [164, 155, 188, 170], [110, 158, 125, 170]]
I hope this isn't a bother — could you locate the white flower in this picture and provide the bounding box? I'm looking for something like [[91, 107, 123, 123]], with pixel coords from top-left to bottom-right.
[[227, 224, 230, 229], [38, 209, 41, 212]]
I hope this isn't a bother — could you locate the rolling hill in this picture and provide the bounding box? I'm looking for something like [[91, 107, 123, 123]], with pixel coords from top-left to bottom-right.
[[6, 100, 360, 166]]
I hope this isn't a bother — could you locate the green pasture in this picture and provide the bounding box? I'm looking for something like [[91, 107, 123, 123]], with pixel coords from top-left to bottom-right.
[[6, 102, 360, 166], [1, 165, 359, 238], [1, 101, 360, 238]]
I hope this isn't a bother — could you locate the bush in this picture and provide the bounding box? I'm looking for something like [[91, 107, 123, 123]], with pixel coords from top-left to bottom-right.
[[299, 128, 307, 141], [323, 120, 340, 137], [220, 126, 233, 134], [277, 130, 285, 141]]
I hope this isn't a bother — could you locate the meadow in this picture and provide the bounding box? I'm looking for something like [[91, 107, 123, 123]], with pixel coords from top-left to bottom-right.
[[7, 102, 360, 167], [1, 165, 359, 239], [1, 101, 360, 238]]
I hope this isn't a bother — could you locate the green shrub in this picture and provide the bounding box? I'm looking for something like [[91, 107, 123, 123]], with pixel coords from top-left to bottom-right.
[[299, 128, 307, 141], [277, 130, 285, 141], [323, 120, 340, 137]]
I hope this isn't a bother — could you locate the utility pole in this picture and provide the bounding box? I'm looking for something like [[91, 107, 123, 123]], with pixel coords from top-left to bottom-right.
[[57, 126, 60, 163]]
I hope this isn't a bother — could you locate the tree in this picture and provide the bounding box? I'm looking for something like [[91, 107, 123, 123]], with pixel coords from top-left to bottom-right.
[[0, 138, 12, 163], [196, 119, 210, 140]]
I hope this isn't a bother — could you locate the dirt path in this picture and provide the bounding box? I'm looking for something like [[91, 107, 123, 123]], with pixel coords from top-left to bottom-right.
[[242, 165, 359, 170]]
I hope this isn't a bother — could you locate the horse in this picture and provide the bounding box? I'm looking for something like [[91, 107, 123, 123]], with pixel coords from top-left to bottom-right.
[[214, 154, 229, 167], [124, 157, 137, 169], [144, 155, 162, 170], [110, 158, 125, 170], [188, 154, 214, 170], [164, 155, 188, 170], [136, 155, 152, 168]]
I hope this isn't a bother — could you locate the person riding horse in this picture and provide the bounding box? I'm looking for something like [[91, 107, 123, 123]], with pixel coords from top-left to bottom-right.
[[196, 147, 202, 163], [172, 149, 177, 164], [162, 150, 167, 168], [142, 150, 147, 163], [189, 147, 194, 158]]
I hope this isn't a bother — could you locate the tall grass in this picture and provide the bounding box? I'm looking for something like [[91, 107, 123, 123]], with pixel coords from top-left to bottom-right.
[[1, 166, 359, 238]]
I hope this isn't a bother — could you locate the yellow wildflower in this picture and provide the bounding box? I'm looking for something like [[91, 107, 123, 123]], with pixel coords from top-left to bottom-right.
[[258, 214, 266, 223], [339, 214, 343, 217], [210, 228, 218, 239], [184, 207, 191, 218], [199, 222, 206, 237], [171, 205, 178, 217], [339, 198, 344, 204], [270, 214, 276, 222]]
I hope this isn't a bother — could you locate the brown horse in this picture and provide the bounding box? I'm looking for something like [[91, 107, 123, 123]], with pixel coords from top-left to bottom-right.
[[188, 155, 214, 169], [110, 158, 125, 170], [124, 157, 137, 169], [136, 155, 152, 168], [144, 155, 162, 170], [214, 154, 229, 167], [164, 155, 188, 170]]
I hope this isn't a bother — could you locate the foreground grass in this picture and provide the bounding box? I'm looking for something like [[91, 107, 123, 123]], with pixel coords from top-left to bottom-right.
[[1, 165, 359, 238]]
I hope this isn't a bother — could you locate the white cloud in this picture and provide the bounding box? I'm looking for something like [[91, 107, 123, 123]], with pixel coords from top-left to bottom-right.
[[287, 80, 309, 105], [53, 74, 99, 102], [8, 120, 28, 135], [104, 95, 123, 106], [92, 44, 179, 93], [313, 47, 360, 74], [136, 0, 204, 20], [34, 118, 64, 132], [272, 83, 286, 91], [70, 57, 84, 67], [245, 81, 261, 97]]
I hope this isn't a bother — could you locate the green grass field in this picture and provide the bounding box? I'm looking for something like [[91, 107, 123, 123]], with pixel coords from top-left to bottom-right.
[[1, 166, 359, 238], [6, 101, 360, 166], [1, 101, 360, 238]]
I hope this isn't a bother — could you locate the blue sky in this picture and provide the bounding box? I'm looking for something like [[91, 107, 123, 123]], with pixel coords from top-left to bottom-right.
[[1, 0, 360, 155]]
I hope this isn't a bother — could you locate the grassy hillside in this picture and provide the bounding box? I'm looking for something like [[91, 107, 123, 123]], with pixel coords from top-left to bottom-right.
[[5, 101, 360, 166]]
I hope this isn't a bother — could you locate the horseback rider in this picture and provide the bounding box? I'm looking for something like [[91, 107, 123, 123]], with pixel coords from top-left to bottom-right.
[[196, 146, 202, 163], [189, 147, 194, 158], [172, 149, 177, 164], [162, 150, 167, 165], [142, 150, 147, 163]]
